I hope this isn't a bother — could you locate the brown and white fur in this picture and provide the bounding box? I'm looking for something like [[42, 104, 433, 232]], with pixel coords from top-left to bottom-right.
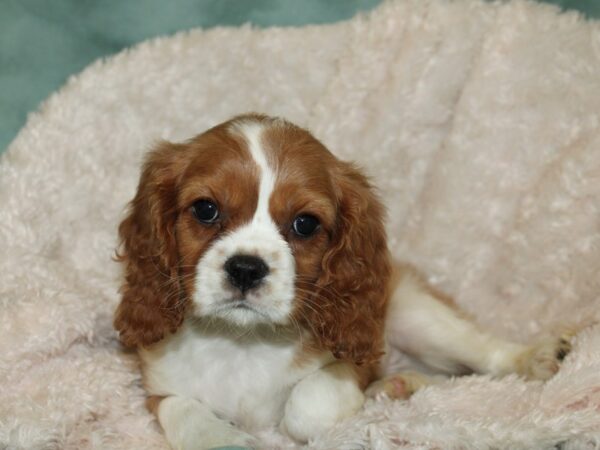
[[114, 114, 570, 449]]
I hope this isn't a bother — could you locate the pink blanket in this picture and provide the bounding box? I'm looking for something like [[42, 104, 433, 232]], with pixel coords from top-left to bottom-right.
[[1, 0, 599, 448]]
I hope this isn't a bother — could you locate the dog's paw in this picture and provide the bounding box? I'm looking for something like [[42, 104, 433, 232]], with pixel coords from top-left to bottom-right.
[[207, 447, 254, 450], [195, 424, 257, 450], [518, 332, 573, 381], [365, 372, 433, 399], [208, 447, 254, 450]]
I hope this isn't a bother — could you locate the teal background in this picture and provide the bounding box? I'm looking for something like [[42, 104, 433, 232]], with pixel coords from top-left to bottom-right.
[[1, 0, 598, 153]]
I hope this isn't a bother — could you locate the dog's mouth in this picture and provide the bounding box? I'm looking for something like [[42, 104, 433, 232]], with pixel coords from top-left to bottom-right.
[[230, 300, 252, 310], [208, 299, 273, 323]]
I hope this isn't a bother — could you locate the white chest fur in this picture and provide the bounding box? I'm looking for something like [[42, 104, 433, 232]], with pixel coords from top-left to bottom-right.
[[140, 320, 328, 430]]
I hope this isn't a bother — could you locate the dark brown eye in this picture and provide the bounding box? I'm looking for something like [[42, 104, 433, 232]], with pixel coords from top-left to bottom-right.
[[192, 199, 219, 224], [292, 214, 320, 237]]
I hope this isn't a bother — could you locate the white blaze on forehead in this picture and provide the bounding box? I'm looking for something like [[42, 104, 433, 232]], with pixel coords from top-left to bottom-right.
[[230, 120, 276, 224], [194, 118, 295, 326]]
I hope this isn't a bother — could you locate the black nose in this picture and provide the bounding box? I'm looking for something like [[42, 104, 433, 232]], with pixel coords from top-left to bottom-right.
[[224, 254, 269, 293]]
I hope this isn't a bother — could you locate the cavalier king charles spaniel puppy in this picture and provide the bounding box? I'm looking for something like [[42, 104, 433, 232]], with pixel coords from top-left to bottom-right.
[[114, 114, 570, 449]]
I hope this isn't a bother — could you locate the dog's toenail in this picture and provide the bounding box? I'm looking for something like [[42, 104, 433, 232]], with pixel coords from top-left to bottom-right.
[[556, 348, 568, 361]]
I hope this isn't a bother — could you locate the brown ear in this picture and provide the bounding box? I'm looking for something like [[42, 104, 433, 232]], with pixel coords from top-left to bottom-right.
[[308, 162, 392, 366], [114, 142, 190, 348]]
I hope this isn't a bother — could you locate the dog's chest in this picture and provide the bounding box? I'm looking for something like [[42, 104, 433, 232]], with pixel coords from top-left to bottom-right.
[[141, 322, 325, 429]]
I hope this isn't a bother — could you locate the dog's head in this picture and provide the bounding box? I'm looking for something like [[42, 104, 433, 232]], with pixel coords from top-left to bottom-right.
[[114, 114, 391, 365]]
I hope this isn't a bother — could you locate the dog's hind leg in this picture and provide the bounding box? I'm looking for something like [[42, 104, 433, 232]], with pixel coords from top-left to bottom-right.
[[385, 267, 571, 381]]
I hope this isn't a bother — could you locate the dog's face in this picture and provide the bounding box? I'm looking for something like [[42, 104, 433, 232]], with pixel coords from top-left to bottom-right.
[[176, 119, 336, 326], [115, 115, 391, 365]]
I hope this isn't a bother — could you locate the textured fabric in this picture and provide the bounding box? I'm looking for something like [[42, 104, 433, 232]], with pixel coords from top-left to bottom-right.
[[0, 0, 381, 152], [1, 0, 598, 152], [1, 0, 600, 448]]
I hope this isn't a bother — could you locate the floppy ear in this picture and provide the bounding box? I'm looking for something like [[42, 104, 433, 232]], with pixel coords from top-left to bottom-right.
[[114, 142, 190, 348], [309, 162, 392, 366]]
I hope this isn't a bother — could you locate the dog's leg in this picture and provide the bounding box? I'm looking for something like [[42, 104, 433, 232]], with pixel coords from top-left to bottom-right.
[[156, 396, 255, 450], [385, 269, 571, 380], [281, 361, 365, 443]]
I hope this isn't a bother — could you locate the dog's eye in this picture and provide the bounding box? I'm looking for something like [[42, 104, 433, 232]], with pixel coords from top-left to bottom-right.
[[292, 214, 320, 237], [192, 199, 219, 224]]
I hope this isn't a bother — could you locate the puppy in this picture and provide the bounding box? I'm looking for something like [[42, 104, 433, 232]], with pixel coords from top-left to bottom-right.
[[114, 114, 570, 449]]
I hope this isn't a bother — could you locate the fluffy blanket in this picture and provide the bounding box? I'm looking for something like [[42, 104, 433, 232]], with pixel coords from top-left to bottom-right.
[[1, 0, 600, 448]]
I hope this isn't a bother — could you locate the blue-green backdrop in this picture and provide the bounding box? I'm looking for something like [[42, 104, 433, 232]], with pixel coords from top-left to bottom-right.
[[1, 0, 598, 153]]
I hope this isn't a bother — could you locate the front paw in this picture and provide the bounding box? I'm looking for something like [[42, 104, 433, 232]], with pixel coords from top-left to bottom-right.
[[202, 429, 257, 450], [208, 447, 255, 450], [282, 363, 365, 443], [518, 332, 573, 380]]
